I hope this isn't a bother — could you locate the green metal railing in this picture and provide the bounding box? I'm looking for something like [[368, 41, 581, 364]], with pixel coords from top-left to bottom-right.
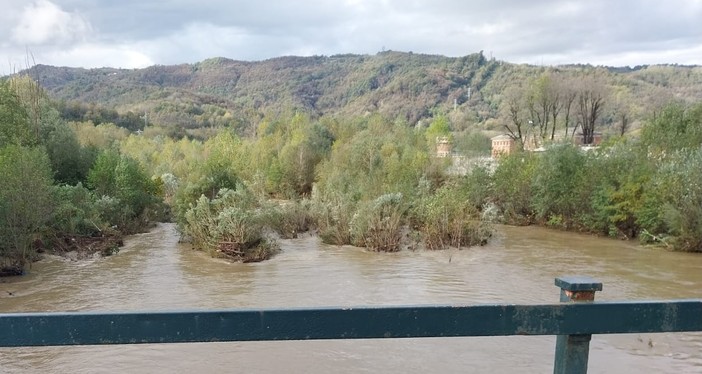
[[2, 276, 701, 373]]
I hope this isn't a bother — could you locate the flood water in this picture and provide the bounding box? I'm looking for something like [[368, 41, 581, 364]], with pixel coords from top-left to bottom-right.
[[1, 223, 701, 373]]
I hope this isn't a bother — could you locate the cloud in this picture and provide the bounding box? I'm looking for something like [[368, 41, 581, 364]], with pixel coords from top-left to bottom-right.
[[31, 43, 154, 69], [0, 0, 701, 71], [11, 0, 92, 45]]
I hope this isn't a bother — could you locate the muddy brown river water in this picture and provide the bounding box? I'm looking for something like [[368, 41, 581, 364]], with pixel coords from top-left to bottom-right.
[[1, 223, 701, 373]]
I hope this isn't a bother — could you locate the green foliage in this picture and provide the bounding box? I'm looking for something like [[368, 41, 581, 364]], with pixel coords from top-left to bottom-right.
[[350, 193, 406, 252], [491, 152, 538, 224], [641, 104, 702, 154], [0, 145, 55, 271], [0, 75, 172, 270], [266, 200, 315, 239], [311, 191, 356, 246], [57, 101, 146, 131], [425, 113, 452, 144], [642, 149, 702, 251], [87, 149, 121, 196], [172, 149, 241, 225], [183, 187, 279, 261], [487, 102, 702, 251], [44, 123, 95, 185], [315, 118, 432, 203], [411, 184, 492, 250], [24, 54, 702, 144], [582, 140, 651, 238], [87, 150, 161, 231], [459, 166, 494, 210], [50, 183, 105, 236], [0, 80, 35, 147], [276, 119, 333, 196], [530, 145, 589, 226], [12, 57, 702, 259]]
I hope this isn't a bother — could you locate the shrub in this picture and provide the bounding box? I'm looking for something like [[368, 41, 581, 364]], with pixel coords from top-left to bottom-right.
[[311, 191, 355, 246], [50, 183, 105, 236], [643, 149, 702, 251], [530, 144, 588, 227], [350, 193, 405, 252], [491, 152, 537, 224], [266, 199, 314, 239], [412, 185, 492, 250], [183, 187, 280, 261]]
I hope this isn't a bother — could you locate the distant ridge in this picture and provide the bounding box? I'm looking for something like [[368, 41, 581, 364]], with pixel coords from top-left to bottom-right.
[[19, 51, 702, 135]]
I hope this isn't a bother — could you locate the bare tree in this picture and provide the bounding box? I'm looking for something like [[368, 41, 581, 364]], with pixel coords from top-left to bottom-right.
[[554, 74, 577, 139], [610, 89, 634, 136], [526, 72, 561, 141], [503, 86, 527, 149], [576, 75, 607, 144]]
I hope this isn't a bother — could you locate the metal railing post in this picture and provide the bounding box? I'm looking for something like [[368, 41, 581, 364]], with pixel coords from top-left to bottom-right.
[[553, 276, 603, 374]]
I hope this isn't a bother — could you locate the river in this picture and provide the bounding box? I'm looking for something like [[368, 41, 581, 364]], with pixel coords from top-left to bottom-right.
[[1, 223, 701, 373]]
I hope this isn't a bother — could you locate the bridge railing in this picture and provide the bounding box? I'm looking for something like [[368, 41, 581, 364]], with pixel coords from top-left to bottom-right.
[[1, 276, 701, 374]]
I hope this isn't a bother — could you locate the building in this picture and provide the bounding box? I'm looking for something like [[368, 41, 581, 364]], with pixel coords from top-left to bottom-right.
[[491, 131, 604, 158], [572, 132, 603, 146], [436, 136, 452, 158], [491, 135, 517, 158]]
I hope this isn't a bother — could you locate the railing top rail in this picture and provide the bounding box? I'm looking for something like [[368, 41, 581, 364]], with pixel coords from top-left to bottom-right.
[[2, 299, 701, 347]]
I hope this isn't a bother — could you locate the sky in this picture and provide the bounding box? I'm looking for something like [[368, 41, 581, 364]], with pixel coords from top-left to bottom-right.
[[1, 0, 701, 73]]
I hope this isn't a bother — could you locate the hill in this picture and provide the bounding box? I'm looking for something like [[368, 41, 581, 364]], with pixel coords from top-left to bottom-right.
[[21, 51, 702, 138]]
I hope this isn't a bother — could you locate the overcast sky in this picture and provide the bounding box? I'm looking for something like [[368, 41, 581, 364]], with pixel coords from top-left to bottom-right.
[[1, 0, 701, 73]]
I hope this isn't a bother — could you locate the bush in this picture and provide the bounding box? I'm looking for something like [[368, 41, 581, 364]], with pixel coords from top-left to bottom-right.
[[51, 183, 105, 236], [530, 144, 588, 227], [491, 152, 537, 224], [642, 149, 702, 251], [412, 185, 492, 250], [266, 199, 314, 239], [311, 190, 355, 246], [87, 150, 162, 232], [350, 193, 405, 252], [0, 145, 54, 272], [183, 187, 280, 261]]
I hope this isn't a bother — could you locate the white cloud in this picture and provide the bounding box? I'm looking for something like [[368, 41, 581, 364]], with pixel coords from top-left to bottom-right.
[[40, 43, 154, 69], [0, 0, 701, 70], [11, 0, 92, 45]]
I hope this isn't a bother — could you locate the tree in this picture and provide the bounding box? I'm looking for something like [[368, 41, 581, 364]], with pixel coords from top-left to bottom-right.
[[503, 85, 528, 148], [641, 148, 702, 251], [641, 104, 702, 155], [531, 145, 589, 226], [87, 149, 121, 197], [0, 146, 55, 273], [277, 122, 333, 196], [45, 120, 94, 185], [87, 149, 161, 229], [425, 113, 451, 144], [552, 74, 578, 138], [0, 81, 35, 147], [526, 73, 560, 141], [575, 75, 607, 144], [609, 88, 635, 136]]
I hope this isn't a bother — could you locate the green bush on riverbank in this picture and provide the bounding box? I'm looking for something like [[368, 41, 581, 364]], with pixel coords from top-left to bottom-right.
[[489, 104, 702, 252], [0, 77, 166, 274]]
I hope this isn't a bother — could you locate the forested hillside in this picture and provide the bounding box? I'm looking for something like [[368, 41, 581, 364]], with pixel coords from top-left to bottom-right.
[[23, 51, 702, 139]]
